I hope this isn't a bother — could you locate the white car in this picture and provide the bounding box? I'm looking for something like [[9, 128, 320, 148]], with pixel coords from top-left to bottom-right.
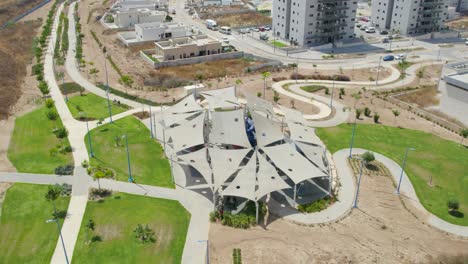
[[365, 27, 376, 33], [465, 40, 468, 46], [252, 27, 260, 32], [222, 37, 229, 44], [239, 28, 250, 34], [395, 54, 406, 60]]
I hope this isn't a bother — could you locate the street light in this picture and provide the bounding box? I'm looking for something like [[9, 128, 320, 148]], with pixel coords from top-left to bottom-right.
[[123, 134, 134, 183], [376, 56, 382, 86], [46, 219, 69, 264], [353, 157, 364, 208], [103, 52, 113, 123], [348, 117, 357, 158], [86, 119, 94, 157], [396, 147, 415, 194], [149, 105, 154, 139], [329, 78, 335, 108], [196, 239, 209, 264]]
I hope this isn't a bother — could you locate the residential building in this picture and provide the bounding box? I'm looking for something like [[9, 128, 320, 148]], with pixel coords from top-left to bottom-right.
[[154, 35, 223, 61], [202, 0, 236, 6], [371, 0, 449, 35], [135, 22, 189, 42], [112, 0, 169, 11], [272, 0, 358, 46], [439, 61, 468, 126], [114, 8, 166, 28], [456, 0, 468, 12]]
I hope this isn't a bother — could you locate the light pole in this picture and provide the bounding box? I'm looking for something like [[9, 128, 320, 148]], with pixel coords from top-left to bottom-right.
[[104, 52, 113, 123], [376, 56, 382, 86], [149, 106, 154, 139], [86, 120, 94, 157], [349, 117, 357, 158], [396, 147, 415, 194], [353, 158, 364, 208], [123, 134, 133, 182], [46, 219, 69, 264], [196, 239, 209, 264], [329, 78, 335, 108]]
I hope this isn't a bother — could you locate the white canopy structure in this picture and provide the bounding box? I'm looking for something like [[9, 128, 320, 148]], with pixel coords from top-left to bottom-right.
[[166, 112, 206, 151], [209, 147, 251, 190], [167, 94, 204, 114], [255, 152, 290, 200], [295, 142, 328, 174], [278, 105, 306, 124], [287, 122, 323, 146], [157, 111, 200, 128], [177, 147, 212, 185], [221, 153, 257, 201], [251, 111, 284, 147], [201, 86, 239, 108], [210, 109, 251, 148], [245, 94, 275, 118], [261, 143, 327, 184]]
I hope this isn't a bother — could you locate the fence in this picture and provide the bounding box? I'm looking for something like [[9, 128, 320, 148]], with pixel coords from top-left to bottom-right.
[[384, 94, 465, 134], [1, 0, 52, 29], [141, 50, 245, 68]]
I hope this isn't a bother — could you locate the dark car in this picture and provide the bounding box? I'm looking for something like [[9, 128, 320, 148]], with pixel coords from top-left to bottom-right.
[[380, 30, 388, 35], [383, 55, 394, 61]]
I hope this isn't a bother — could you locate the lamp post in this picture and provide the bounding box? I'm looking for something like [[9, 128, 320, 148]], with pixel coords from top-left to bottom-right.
[[123, 134, 133, 183], [396, 147, 415, 194], [104, 52, 113, 123], [149, 106, 154, 139], [86, 120, 94, 157], [349, 117, 357, 158], [46, 219, 69, 264], [196, 240, 209, 264], [376, 56, 382, 86], [330, 78, 335, 108], [353, 158, 364, 208]]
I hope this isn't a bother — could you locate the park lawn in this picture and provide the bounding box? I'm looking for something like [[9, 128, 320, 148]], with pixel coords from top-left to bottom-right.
[[86, 116, 173, 188], [316, 124, 468, 226], [67, 92, 129, 120], [271, 40, 287, 48], [59, 82, 84, 95], [0, 183, 70, 263], [301, 85, 326, 93], [8, 106, 73, 174], [72, 192, 190, 264]]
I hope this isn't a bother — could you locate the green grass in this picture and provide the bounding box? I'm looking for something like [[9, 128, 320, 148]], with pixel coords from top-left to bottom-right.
[[67, 93, 129, 120], [316, 124, 468, 226], [86, 116, 173, 188], [300, 85, 326, 93], [8, 106, 73, 174], [59, 82, 84, 95], [0, 183, 70, 263], [270, 40, 287, 48], [72, 192, 190, 263]]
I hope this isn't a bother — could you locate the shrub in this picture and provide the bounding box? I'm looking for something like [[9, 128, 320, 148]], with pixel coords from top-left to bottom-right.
[[355, 108, 362, 119], [364, 107, 371, 117], [272, 76, 287, 82], [233, 248, 242, 264], [81, 160, 89, 168], [91, 235, 102, 242], [325, 87, 329, 95], [257, 92, 262, 98], [54, 127, 69, 138], [52, 210, 67, 219], [373, 113, 380, 123], [45, 99, 55, 108], [90, 188, 112, 198], [209, 211, 217, 222], [297, 197, 334, 213], [32, 63, 44, 75], [362, 151, 375, 164], [55, 165, 74, 175], [46, 110, 58, 120], [447, 198, 459, 211]]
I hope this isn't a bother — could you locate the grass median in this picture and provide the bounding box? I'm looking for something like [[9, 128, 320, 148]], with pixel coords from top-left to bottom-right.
[[8, 106, 73, 174], [72, 192, 190, 263], [316, 123, 468, 226], [85, 116, 173, 188], [67, 92, 129, 121], [0, 183, 70, 263]]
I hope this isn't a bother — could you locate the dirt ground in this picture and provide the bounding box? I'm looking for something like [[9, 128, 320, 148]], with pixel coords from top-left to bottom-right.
[[446, 16, 468, 30], [209, 167, 468, 264], [0, 0, 44, 25]]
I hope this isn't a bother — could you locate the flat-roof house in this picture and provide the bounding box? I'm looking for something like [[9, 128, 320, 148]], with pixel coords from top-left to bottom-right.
[[112, 0, 168, 11], [154, 35, 222, 61], [114, 8, 166, 28], [135, 22, 189, 42]]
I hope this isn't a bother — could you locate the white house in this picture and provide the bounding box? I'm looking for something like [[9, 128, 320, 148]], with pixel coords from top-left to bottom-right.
[[135, 22, 190, 42], [114, 8, 166, 28], [112, 0, 169, 11]]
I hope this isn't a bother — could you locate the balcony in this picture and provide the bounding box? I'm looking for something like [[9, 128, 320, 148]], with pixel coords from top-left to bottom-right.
[[308, 30, 347, 39], [318, 5, 350, 11], [316, 22, 348, 30], [418, 16, 440, 22], [316, 12, 349, 20], [318, 0, 351, 3], [420, 0, 444, 8]]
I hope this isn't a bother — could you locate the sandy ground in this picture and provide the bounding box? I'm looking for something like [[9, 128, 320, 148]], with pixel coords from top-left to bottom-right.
[[18, 0, 55, 22], [209, 167, 468, 264]]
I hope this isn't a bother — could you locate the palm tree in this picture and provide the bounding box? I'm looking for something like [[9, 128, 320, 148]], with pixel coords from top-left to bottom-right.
[[262, 71, 271, 99], [119, 75, 134, 94]]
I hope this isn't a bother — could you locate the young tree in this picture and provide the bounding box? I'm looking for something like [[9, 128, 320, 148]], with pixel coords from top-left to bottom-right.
[[290, 99, 295, 109], [45, 185, 62, 214], [460, 128, 468, 145], [262, 71, 271, 99], [364, 107, 372, 117], [133, 224, 156, 243], [392, 109, 400, 125], [417, 69, 424, 84], [86, 219, 95, 231], [373, 113, 380, 123], [362, 151, 375, 165], [93, 170, 106, 190], [273, 91, 280, 103], [194, 73, 204, 85], [89, 67, 99, 83], [257, 92, 262, 98], [355, 108, 362, 119], [119, 75, 134, 94]]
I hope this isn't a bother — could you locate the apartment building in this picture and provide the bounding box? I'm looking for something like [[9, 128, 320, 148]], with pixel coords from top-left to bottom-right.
[[456, 0, 468, 12], [371, 0, 449, 35], [272, 0, 358, 46], [114, 8, 166, 28]]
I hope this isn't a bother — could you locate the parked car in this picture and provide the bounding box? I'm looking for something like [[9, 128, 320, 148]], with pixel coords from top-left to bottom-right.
[[252, 27, 260, 32], [379, 30, 388, 35], [465, 40, 468, 45], [395, 54, 406, 60], [171, 10, 176, 15], [222, 37, 229, 44], [383, 55, 395, 61], [360, 25, 368, 31], [356, 24, 362, 28], [365, 27, 376, 33], [382, 37, 390, 43], [259, 26, 266, 32], [264, 26, 271, 31], [392, 34, 401, 39], [239, 28, 250, 34]]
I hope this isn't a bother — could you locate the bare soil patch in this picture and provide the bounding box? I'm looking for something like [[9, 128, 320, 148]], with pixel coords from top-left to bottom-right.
[[208, 12, 271, 28], [394, 85, 439, 108], [209, 167, 468, 264], [446, 16, 468, 30], [0, 0, 44, 25]]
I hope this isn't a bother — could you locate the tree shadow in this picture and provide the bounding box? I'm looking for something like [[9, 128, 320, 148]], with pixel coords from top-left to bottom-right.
[[449, 210, 464, 218]]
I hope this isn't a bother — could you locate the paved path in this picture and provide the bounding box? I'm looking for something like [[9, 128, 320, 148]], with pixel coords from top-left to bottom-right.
[[0, 172, 73, 185], [271, 148, 468, 237]]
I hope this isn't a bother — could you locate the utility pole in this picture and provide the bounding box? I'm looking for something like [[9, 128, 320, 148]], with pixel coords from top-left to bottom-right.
[[123, 134, 133, 182], [104, 52, 113, 123], [349, 117, 357, 158], [353, 158, 364, 208], [396, 148, 415, 194], [376, 56, 382, 86], [149, 106, 154, 139], [46, 219, 69, 264], [86, 120, 94, 157]]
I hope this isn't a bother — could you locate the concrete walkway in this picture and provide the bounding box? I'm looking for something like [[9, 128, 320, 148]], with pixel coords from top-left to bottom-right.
[[271, 148, 468, 237], [0, 172, 73, 185]]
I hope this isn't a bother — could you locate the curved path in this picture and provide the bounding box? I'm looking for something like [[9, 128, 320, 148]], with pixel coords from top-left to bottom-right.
[[271, 148, 468, 237]]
